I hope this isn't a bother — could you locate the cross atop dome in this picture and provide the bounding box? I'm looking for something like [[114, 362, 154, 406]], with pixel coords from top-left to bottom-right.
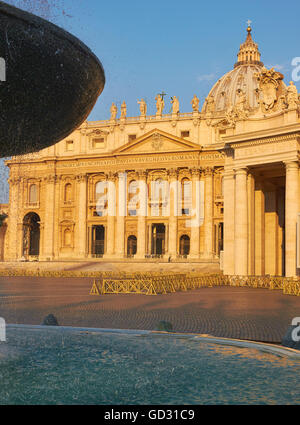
[[234, 22, 264, 68]]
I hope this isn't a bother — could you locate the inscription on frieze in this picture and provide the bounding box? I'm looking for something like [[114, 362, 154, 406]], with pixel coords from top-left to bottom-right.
[[235, 140, 297, 159], [57, 152, 225, 169]]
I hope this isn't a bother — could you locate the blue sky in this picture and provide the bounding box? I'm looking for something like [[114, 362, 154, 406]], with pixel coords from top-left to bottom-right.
[[8, 0, 300, 119], [1, 0, 300, 202]]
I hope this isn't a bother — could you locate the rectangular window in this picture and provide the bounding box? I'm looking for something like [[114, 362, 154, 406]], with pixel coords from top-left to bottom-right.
[[181, 131, 190, 138], [66, 140, 74, 151], [93, 137, 105, 149]]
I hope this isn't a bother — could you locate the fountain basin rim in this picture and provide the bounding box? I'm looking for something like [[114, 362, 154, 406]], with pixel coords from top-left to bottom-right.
[[5, 324, 300, 359]]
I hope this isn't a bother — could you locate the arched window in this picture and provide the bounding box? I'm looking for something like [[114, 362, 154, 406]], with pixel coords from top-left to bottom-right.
[[29, 184, 37, 204], [64, 183, 72, 203], [181, 178, 191, 215], [128, 180, 138, 216], [64, 228, 72, 247]]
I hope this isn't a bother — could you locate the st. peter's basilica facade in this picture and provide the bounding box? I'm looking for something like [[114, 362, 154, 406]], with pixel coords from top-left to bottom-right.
[[3, 25, 300, 277]]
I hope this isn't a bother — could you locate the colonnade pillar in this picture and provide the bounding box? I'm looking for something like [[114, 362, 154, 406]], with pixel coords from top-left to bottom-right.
[[223, 168, 235, 275], [234, 167, 248, 275], [285, 160, 299, 277]]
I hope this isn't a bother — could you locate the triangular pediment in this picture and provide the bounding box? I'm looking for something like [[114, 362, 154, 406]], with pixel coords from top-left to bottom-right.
[[113, 129, 201, 155]]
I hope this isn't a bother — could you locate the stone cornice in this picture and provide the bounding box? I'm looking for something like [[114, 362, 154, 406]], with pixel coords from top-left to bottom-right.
[[227, 132, 300, 149], [222, 123, 300, 146]]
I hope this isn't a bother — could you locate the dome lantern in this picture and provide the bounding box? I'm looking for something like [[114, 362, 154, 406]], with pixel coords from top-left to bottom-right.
[[234, 24, 264, 68]]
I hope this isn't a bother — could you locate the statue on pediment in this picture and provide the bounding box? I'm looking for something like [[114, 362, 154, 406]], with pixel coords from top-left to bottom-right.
[[254, 67, 284, 113], [155, 94, 165, 115], [191, 94, 199, 112], [110, 102, 117, 120], [121, 101, 127, 119], [138, 98, 147, 116], [171, 96, 179, 114], [286, 81, 299, 110]]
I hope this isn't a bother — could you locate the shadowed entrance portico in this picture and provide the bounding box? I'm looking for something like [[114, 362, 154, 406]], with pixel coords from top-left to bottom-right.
[[151, 224, 166, 256], [23, 212, 40, 258]]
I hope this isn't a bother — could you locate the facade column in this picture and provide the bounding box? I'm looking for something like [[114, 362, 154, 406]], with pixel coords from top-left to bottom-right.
[[247, 172, 255, 275], [285, 160, 299, 277], [106, 172, 116, 257], [76, 174, 87, 258], [190, 168, 201, 258], [7, 177, 20, 260], [168, 168, 178, 258], [17, 178, 26, 259], [203, 167, 214, 258], [136, 170, 147, 258], [254, 181, 265, 276], [223, 168, 235, 275], [234, 167, 248, 275], [43, 175, 56, 260], [116, 171, 126, 258]]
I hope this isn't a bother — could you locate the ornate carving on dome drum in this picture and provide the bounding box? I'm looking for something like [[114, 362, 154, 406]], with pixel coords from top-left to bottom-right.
[[254, 67, 286, 113]]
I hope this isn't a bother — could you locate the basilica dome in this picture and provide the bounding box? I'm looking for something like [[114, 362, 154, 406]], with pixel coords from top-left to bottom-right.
[[202, 26, 267, 114]]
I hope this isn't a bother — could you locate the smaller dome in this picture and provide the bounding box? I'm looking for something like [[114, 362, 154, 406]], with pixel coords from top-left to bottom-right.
[[202, 26, 266, 114]]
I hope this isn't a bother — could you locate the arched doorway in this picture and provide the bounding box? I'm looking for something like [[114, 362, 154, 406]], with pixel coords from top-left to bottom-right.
[[179, 235, 190, 256], [23, 213, 40, 258], [127, 235, 137, 257]]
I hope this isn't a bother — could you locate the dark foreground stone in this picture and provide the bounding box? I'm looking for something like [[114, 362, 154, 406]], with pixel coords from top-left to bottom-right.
[[0, 1, 105, 157], [156, 321, 173, 332], [42, 314, 59, 326], [281, 324, 300, 350]]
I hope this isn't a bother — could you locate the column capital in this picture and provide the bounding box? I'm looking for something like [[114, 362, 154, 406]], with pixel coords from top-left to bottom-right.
[[136, 170, 147, 180], [44, 174, 57, 183], [284, 160, 299, 171], [223, 168, 235, 180], [234, 166, 248, 175], [76, 173, 87, 182], [203, 166, 214, 177], [190, 167, 201, 177], [168, 168, 178, 179]]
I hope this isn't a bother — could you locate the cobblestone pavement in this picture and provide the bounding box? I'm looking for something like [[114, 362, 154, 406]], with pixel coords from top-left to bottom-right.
[[0, 276, 299, 342]]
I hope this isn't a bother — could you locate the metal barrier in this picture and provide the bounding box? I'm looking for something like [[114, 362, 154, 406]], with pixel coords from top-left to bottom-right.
[[90, 273, 300, 297]]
